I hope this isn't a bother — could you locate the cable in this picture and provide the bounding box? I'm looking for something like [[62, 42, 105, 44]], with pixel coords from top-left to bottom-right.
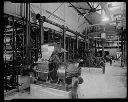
[[30, 4, 36, 14], [47, 3, 64, 19]]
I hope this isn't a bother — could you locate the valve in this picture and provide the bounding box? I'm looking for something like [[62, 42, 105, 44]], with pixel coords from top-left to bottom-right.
[[36, 13, 46, 22]]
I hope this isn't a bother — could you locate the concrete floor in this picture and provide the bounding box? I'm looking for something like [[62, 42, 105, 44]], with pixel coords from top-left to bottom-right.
[[4, 61, 127, 100], [78, 61, 127, 98]]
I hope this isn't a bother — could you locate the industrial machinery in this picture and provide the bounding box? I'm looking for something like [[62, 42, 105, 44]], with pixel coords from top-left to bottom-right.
[[30, 43, 83, 99], [83, 49, 105, 74], [4, 13, 41, 95]]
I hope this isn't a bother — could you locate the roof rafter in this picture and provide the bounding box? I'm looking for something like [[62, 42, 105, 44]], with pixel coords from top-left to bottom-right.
[[69, 2, 92, 25]]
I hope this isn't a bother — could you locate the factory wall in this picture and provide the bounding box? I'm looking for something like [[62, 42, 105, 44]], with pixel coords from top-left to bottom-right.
[[4, 2, 89, 36]]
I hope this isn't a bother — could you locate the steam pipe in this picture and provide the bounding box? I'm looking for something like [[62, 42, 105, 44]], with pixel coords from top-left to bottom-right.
[[36, 14, 85, 38]]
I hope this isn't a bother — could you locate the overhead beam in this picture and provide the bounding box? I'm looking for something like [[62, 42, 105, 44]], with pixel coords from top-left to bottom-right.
[[87, 2, 93, 9], [69, 2, 92, 25]]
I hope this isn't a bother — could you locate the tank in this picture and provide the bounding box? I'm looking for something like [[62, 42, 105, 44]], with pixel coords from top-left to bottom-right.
[[31, 42, 83, 99]]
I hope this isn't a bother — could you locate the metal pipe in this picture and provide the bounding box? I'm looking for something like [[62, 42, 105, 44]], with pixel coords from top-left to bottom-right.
[[12, 16, 15, 62], [76, 35, 78, 58], [48, 29, 50, 43], [102, 39, 105, 60], [28, 3, 31, 63], [63, 26, 66, 62], [26, 3, 29, 65], [36, 14, 85, 38], [67, 37, 69, 60], [73, 39, 75, 60]]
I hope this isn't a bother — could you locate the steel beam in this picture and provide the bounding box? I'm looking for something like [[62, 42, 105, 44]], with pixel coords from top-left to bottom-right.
[[87, 2, 93, 9], [69, 2, 92, 25]]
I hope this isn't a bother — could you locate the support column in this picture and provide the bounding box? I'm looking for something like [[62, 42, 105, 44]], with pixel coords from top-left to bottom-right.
[[84, 38, 86, 51], [121, 29, 124, 67], [95, 39, 97, 57], [102, 38, 105, 60], [47, 29, 50, 43], [68, 36, 70, 60], [124, 30, 127, 67], [63, 25, 66, 62], [76, 35, 78, 59], [26, 3, 31, 65], [38, 17, 44, 56], [101, 27, 106, 61], [72, 39, 75, 60]]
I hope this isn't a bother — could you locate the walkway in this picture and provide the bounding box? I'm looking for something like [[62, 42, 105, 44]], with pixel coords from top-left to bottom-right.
[[78, 61, 127, 98]]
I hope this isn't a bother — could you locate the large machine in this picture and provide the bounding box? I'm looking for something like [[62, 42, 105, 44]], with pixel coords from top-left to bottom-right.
[[30, 43, 83, 98]]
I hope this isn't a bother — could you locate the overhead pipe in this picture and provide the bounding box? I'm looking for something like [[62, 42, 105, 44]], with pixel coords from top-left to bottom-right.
[[36, 14, 85, 39]]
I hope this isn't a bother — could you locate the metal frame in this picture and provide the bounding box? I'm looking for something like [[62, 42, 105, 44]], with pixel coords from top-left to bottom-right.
[[36, 14, 86, 62]]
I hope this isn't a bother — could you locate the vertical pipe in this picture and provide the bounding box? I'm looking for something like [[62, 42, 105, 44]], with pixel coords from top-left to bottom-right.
[[72, 39, 74, 60], [26, 3, 29, 65], [35, 28, 38, 61], [102, 27, 105, 61], [22, 3, 25, 66], [125, 31, 127, 66], [84, 38, 86, 66], [76, 35, 78, 59], [121, 28, 123, 67], [48, 29, 50, 43], [63, 26, 66, 62], [123, 32, 125, 66], [28, 3, 31, 63], [20, 3, 23, 17], [122, 30, 124, 67], [68, 36, 69, 60], [123, 30, 125, 67], [102, 39, 105, 60], [84, 38, 86, 51], [95, 39, 97, 57], [4, 15, 7, 91], [39, 18, 44, 56], [12, 16, 15, 63], [69, 36, 71, 60]]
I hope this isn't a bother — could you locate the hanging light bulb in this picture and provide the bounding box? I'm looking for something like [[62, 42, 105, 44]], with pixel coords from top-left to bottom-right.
[[101, 9, 109, 22], [102, 16, 109, 22]]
